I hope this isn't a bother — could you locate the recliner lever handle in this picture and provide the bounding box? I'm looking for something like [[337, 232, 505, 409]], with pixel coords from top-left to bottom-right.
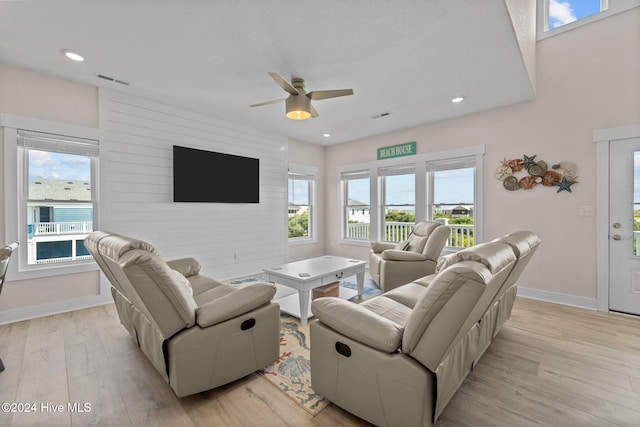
[[335, 341, 352, 357], [241, 318, 256, 330]]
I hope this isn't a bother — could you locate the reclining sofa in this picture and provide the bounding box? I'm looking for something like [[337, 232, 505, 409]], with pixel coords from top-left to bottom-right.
[[310, 231, 539, 426], [85, 231, 280, 397]]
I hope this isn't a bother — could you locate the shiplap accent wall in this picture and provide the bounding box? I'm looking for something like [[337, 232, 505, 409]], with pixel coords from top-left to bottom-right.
[[99, 89, 287, 279]]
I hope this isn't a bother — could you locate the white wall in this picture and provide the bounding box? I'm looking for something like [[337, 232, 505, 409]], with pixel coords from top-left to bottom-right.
[[99, 89, 287, 280], [323, 7, 640, 309]]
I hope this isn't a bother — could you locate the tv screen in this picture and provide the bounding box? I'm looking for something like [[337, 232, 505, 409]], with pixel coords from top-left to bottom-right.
[[173, 145, 259, 203]]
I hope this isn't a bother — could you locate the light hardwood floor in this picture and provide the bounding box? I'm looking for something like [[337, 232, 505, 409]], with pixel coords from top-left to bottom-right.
[[0, 297, 639, 427]]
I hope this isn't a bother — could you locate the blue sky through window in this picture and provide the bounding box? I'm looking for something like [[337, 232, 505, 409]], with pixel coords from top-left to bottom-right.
[[348, 178, 370, 204], [347, 169, 474, 206], [288, 178, 309, 205], [434, 168, 474, 205], [29, 150, 91, 181], [549, 0, 602, 29], [385, 174, 415, 207]]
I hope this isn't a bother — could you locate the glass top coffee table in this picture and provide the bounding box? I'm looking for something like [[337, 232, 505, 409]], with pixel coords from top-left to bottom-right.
[[263, 256, 366, 325]]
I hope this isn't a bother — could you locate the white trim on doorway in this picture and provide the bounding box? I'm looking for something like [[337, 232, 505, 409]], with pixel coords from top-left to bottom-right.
[[594, 124, 640, 312]]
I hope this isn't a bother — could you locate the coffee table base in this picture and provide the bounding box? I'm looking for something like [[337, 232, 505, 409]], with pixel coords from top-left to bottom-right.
[[276, 286, 359, 324]]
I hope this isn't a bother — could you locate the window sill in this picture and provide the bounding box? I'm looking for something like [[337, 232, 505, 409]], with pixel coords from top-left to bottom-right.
[[9, 259, 99, 281], [338, 238, 371, 247]]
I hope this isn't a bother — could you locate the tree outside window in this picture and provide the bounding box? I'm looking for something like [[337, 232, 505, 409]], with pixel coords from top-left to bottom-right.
[[288, 170, 315, 239]]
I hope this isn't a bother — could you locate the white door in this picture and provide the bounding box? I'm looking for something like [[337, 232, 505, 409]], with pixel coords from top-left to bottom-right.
[[609, 137, 640, 315]]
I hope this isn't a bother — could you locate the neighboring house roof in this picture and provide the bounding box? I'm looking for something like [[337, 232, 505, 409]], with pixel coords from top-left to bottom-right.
[[29, 177, 91, 201], [347, 199, 369, 207]]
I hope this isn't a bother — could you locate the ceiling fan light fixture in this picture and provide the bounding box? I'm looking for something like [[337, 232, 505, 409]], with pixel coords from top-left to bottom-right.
[[285, 95, 311, 120]]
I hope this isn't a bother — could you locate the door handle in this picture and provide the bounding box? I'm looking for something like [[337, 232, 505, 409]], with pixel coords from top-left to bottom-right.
[[612, 235, 621, 241], [612, 223, 621, 229]]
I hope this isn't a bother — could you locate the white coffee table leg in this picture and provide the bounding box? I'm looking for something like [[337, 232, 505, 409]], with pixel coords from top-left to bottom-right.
[[356, 271, 365, 297], [298, 289, 311, 326]]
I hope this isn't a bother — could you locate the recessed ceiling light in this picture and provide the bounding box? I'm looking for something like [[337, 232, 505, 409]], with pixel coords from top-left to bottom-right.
[[61, 49, 85, 62], [323, 133, 331, 138], [451, 96, 466, 103]]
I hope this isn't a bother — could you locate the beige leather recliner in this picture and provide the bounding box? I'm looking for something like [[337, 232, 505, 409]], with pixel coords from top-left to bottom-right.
[[310, 231, 540, 427], [85, 231, 280, 397], [369, 221, 451, 292]]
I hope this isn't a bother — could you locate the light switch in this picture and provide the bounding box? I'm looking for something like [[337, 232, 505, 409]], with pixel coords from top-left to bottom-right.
[[579, 206, 594, 216]]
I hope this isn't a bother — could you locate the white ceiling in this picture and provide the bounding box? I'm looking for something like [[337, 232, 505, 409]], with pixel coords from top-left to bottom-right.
[[0, 1, 534, 145]]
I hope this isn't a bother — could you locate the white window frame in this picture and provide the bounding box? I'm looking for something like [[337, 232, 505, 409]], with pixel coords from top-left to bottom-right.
[[537, 0, 640, 40], [1, 114, 100, 280], [426, 156, 479, 252], [337, 145, 484, 247], [380, 164, 417, 243], [340, 169, 374, 243], [288, 163, 317, 245]]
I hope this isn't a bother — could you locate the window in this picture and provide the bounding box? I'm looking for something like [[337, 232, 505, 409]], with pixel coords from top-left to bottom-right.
[[381, 165, 415, 242], [547, 0, 604, 29], [538, 0, 617, 38], [427, 157, 476, 249], [341, 171, 371, 241], [338, 145, 483, 249], [288, 164, 317, 242], [19, 130, 98, 267]]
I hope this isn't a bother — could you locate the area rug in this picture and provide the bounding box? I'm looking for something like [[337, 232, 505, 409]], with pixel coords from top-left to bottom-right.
[[261, 313, 328, 415], [224, 271, 382, 416]]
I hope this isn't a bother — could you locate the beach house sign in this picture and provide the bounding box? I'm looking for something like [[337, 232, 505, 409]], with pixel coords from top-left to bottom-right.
[[377, 142, 416, 160]]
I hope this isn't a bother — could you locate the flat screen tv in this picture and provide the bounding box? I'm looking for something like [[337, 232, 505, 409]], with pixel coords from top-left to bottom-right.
[[173, 145, 259, 203]]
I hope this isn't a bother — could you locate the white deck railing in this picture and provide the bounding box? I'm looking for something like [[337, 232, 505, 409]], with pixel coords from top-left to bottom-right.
[[32, 221, 93, 236], [347, 222, 474, 248]]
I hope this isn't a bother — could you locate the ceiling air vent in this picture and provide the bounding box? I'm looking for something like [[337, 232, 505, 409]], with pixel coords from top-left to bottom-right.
[[97, 74, 130, 86], [372, 112, 390, 119]]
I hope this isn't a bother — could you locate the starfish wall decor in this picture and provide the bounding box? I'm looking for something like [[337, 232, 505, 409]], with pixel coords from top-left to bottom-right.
[[495, 155, 578, 193]]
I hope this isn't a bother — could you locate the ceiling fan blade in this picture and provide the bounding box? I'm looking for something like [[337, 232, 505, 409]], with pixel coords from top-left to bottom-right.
[[249, 98, 286, 107], [269, 72, 299, 95], [310, 103, 319, 118], [307, 89, 354, 100]]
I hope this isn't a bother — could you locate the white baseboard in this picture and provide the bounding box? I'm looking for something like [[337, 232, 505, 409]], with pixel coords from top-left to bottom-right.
[[517, 286, 598, 311], [0, 294, 112, 325]]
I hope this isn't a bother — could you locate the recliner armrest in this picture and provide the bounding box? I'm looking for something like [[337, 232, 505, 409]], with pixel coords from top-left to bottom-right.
[[167, 257, 202, 277], [381, 250, 427, 262], [196, 282, 276, 328], [311, 298, 403, 353], [370, 241, 396, 253]]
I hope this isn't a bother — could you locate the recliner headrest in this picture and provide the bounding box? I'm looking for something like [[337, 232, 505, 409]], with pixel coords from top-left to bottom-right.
[[412, 221, 440, 237], [87, 231, 162, 262], [492, 230, 540, 258], [437, 241, 515, 274]]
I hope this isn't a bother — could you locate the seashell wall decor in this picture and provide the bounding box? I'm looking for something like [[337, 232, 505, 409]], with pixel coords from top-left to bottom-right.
[[495, 155, 577, 193]]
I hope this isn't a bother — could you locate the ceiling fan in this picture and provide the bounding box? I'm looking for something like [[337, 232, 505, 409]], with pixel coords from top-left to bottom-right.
[[250, 72, 353, 120]]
